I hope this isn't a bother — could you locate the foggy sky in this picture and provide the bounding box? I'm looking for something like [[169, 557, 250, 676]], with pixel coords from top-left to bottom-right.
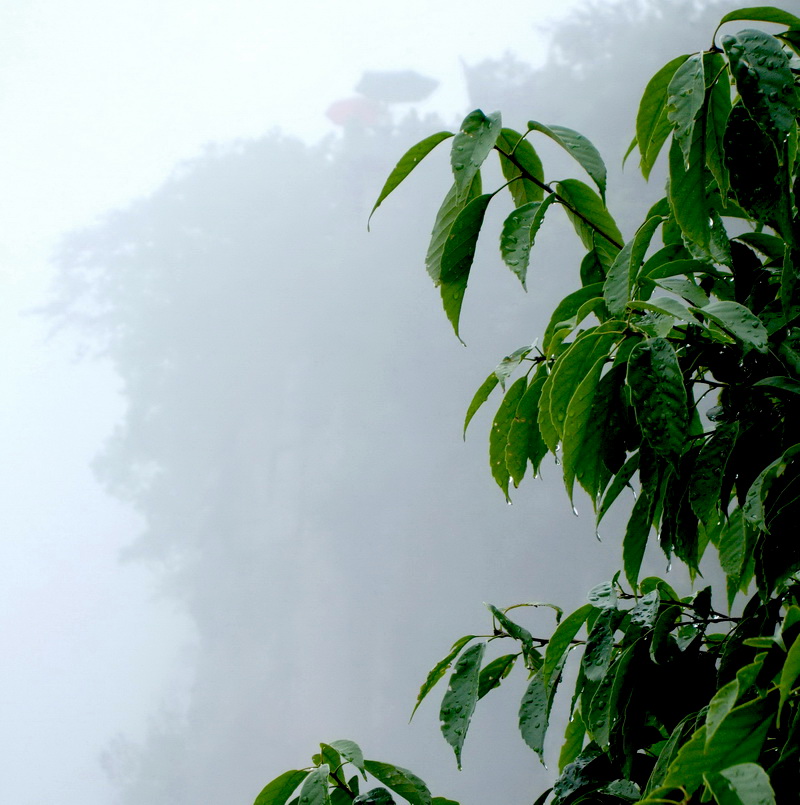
[[1, 2, 737, 803]]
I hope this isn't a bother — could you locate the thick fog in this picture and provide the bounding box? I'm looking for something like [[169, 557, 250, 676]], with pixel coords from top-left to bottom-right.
[[2, 1, 733, 803]]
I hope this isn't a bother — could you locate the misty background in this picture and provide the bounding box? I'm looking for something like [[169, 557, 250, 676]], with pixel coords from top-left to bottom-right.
[[2, 1, 734, 803]]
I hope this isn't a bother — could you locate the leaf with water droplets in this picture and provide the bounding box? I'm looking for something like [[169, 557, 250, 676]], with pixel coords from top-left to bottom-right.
[[668, 125, 709, 252], [298, 766, 331, 805], [451, 110, 502, 197], [369, 132, 454, 227], [438, 642, 486, 769], [543, 604, 593, 689], [506, 368, 548, 487], [704, 52, 731, 196], [689, 422, 739, 524], [254, 770, 311, 805], [623, 489, 653, 589], [636, 54, 690, 178], [425, 176, 482, 285], [527, 121, 607, 201], [704, 763, 776, 805], [489, 377, 527, 500], [362, 761, 432, 805], [723, 28, 799, 155], [667, 53, 705, 168], [328, 740, 367, 779], [440, 192, 493, 340], [627, 337, 687, 465], [542, 283, 605, 356], [499, 195, 556, 288], [410, 635, 478, 721], [477, 653, 518, 699], [518, 672, 549, 762], [691, 300, 768, 354], [581, 608, 617, 682]]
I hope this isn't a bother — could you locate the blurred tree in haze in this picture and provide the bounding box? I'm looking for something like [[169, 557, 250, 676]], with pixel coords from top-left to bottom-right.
[[48, 2, 776, 804]]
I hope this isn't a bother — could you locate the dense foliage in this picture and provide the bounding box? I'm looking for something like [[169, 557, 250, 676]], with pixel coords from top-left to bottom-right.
[[254, 6, 800, 804]]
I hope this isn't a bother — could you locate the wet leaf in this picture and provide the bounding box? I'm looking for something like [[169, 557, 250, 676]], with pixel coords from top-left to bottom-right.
[[499, 195, 556, 287], [477, 653, 518, 699], [519, 672, 549, 762], [528, 120, 607, 201], [438, 642, 486, 769], [410, 635, 477, 720], [489, 377, 527, 499], [451, 110, 502, 197], [667, 53, 705, 167], [506, 369, 548, 486], [440, 193, 493, 340], [704, 763, 776, 805], [328, 740, 366, 779], [543, 604, 593, 689], [627, 337, 687, 464], [362, 761, 432, 805], [463, 372, 499, 437], [369, 132, 453, 226], [689, 301, 768, 353], [254, 770, 310, 805], [636, 55, 690, 178], [299, 766, 331, 805]]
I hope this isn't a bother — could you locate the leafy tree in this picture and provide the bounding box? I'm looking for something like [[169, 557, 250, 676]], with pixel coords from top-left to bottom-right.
[[255, 6, 800, 804]]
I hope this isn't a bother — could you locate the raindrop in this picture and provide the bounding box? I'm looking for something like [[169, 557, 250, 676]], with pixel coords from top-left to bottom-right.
[[572, 505, 579, 517], [453, 163, 465, 171], [630, 487, 637, 500], [666, 560, 673, 573], [595, 530, 602, 542], [507, 500, 513, 506]]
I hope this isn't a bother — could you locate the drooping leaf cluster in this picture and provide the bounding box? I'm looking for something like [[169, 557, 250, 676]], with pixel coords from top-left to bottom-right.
[[256, 6, 800, 805]]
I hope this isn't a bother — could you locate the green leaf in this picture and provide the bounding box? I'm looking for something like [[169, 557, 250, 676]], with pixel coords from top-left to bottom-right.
[[623, 489, 652, 588], [254, 770, 310, 805], [587, 580, 618, 609], [440, 193, 494, 340], [354, 789, 395, 805], [704, 763, 776, 805], [668, 126, 709, 251], [689, 301, 768, 353], [723, 104, 784, 226], [604, 215, 662, 316], [667, 53, 705, 167], [722, 29, 799, 154], [489, 377, 527, 500], [425, 176, 481, 284], [715, 6, 800, 36], [499, 195, 556, 288], [487, 604, 542, 670], [410, 635, 477, 720], [627, 337, 687, 464], [518, 672, 549, 762], [543, 604, 593, 689], [561, 354, 608, 503], [527, 120, 607, 201], [540, 324, 622, 450], [477, 653, 518, 699], [779, 629, 800, 723], [299, 766, 331, 805], [506, 369, 548, 487], [597, 451, 640, 526], [690, 422, 739, 523], [463, 372, 499, 437], [637, 55, 690, 179], [627, 296, 694, 323], [559, 710, 586, 772], [754, 376, 800, 396], [362, 761, 432, 805], [494, 345, 532, 389], [582, 608, 617, 682], [663, 698, 773, 794], [439, 642, 486, 769], [542, 283, 605, 355], [369, 132, 454, 227], [328, 741, 366, 779], [555, 179, 623, 269], [496, 128, 544, 207], [704, 53, 732, 196], [451, 110, 502, 196]]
